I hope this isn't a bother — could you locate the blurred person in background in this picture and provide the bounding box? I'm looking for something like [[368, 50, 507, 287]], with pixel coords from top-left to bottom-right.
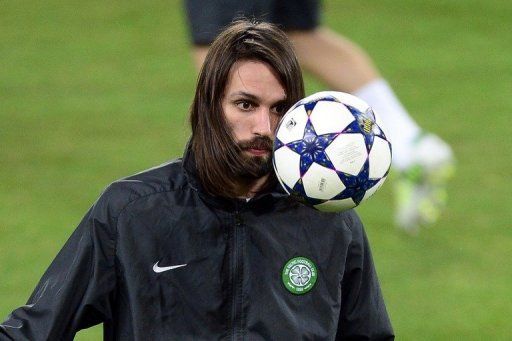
[[1, 20, 393, 340], [184, 0, 455, 234]]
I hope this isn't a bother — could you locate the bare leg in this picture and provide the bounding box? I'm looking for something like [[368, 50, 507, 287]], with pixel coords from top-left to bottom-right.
[[287, 28, 379, 92]]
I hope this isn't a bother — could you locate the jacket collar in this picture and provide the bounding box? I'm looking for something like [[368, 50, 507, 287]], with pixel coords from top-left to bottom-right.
[[181, 141, 289, 211]]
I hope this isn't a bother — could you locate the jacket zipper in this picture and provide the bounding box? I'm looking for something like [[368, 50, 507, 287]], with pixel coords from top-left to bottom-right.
[[230, 208, 244, 340]]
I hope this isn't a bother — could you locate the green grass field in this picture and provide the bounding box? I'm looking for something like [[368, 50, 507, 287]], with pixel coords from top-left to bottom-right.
[[1, 0, 511, 339]]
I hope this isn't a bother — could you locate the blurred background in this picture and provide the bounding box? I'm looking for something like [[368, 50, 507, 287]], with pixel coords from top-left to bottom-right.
[[1, 0, 511, 339]]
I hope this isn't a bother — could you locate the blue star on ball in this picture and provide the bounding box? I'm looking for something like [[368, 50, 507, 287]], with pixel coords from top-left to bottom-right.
[[333, 162, 381, 204], [285, 119, 338, 176]]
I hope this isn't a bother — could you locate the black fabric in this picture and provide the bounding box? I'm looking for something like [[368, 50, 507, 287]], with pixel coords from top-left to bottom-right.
[[1, 152, 394, 340], [184, 0, 321, 45]]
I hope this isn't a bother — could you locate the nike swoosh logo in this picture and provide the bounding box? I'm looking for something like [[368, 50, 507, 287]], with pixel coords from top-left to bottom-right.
[[153, 262, 187, 273]]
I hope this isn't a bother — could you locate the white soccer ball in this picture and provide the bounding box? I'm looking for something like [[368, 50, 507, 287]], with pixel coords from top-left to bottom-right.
[[273, 91, 392, 212]]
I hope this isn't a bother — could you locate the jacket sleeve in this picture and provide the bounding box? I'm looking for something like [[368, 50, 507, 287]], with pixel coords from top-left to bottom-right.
[[336, 211, 394, 340], [0, 191, 117, 341]]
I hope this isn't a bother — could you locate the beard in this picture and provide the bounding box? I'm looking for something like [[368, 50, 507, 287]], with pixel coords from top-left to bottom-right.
[[235, 135, 274, 179]]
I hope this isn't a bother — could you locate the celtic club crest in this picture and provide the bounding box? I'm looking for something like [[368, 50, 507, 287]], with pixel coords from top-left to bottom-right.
[[282, 256, 318, 295]]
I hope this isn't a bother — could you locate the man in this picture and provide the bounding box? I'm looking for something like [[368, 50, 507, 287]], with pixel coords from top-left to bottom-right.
[[184, 0, 455, 233], [1, 21, 393, 340]]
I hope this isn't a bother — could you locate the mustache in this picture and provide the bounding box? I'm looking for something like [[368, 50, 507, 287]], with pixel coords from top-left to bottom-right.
[[237, 136, 274, 151]]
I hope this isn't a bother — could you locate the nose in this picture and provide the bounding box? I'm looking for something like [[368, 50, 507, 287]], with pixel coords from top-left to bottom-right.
[[253, 107, 273, 136]]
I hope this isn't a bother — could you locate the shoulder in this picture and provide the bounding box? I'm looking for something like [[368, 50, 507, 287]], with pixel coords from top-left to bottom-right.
[[340, 209, 363, 232], [326, 209, 365, 242], [92, 159, 187, 219]]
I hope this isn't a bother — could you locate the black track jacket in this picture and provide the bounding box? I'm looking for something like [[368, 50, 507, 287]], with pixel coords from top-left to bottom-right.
[[1, 150, 394, 340]]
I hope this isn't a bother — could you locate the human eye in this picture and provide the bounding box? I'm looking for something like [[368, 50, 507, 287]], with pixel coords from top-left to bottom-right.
[[235, 100, 255, 111], [271, 102, 287, 115]]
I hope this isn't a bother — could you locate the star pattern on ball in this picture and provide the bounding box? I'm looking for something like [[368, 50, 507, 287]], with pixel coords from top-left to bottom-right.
[[272, 93, 392, 212], [285, 119, 338, 176], [333, 160, 381, 205]]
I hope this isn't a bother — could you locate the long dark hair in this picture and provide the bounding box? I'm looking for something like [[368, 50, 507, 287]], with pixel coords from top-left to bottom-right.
[[189, 20, 305, 197]]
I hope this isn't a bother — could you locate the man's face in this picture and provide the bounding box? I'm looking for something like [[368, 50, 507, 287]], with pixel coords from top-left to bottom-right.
[[222, 60, 286, 178]]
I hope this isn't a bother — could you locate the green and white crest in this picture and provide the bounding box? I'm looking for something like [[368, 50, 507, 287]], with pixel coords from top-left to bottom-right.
[[281, 256, 318, 295]]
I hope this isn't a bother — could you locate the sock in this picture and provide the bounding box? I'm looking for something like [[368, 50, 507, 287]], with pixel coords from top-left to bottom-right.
[[354, 79, 421, 170]]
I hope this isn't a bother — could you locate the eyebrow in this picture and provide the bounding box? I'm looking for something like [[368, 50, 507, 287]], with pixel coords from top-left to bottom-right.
[[228, 91, 286, 103], [228, 91, 260, 101]]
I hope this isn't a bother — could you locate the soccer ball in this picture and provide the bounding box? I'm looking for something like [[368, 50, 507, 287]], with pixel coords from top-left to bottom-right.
[[273, 91, 392, 212]]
